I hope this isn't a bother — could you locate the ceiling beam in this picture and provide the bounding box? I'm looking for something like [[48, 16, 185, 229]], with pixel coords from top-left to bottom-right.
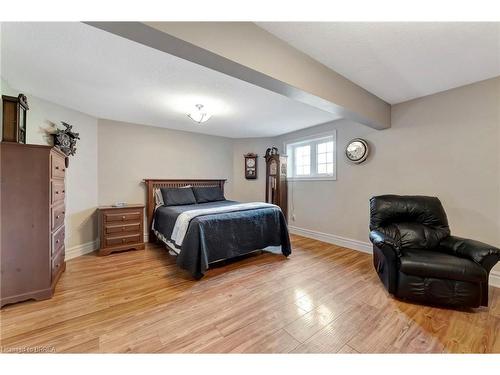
[[86, 22, 390, 130]]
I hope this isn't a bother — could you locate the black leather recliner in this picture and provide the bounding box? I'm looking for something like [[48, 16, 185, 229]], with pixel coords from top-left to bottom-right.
[[369, 195, 500, 308]]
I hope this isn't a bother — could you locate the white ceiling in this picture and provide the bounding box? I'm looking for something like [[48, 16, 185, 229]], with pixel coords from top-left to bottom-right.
[[257, 22, 500, 104], [1, 22, 336, 138]]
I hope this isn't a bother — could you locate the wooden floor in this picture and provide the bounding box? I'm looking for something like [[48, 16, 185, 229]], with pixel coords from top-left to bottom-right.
[[1, 234, 499, 353]]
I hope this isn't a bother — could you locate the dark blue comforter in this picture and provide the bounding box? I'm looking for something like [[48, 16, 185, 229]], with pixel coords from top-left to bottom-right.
[[153, 200, 291, 278]]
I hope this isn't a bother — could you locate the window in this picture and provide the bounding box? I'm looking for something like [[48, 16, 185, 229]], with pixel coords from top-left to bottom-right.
[[285, 132, 336, 180], [294, 145, 310, 176]]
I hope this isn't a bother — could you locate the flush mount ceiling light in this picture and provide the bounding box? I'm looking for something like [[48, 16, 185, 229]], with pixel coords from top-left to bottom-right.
[[187, 104, 212, 124]]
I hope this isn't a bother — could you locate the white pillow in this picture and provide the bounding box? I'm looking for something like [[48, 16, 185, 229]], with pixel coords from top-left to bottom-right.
[[154, 188, 164, 208]]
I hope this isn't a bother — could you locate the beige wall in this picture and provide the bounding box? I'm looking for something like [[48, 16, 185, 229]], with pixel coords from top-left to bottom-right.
[[231, 137, 275, 203], [1, 78, 99, 251], [97, 119, 235, 207], [271, 77, 500, 275]]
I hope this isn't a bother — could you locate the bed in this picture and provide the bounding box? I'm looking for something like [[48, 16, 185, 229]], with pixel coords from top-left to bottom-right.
[[144, 179, 291, 278]]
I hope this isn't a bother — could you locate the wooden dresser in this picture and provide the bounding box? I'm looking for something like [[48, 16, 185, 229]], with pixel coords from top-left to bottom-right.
[[98, 205, 145, 256], [0, 142, 67, 307]]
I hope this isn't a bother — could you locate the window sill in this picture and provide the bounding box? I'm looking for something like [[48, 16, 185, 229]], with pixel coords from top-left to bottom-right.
[[287, 177, 337, 182]]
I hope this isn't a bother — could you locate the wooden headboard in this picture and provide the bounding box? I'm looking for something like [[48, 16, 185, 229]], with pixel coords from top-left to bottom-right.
[[143, 179, 226, 243]]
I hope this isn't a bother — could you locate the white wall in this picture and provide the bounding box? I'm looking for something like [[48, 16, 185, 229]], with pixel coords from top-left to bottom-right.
[[1, 79, 99, 254], [97, 119, 234, 206]]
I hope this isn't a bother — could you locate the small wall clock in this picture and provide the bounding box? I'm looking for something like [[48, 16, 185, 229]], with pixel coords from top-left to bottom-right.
[[244, 153, 258, 179], [2, 93, 29, 144], [345, 138, 369, 164]]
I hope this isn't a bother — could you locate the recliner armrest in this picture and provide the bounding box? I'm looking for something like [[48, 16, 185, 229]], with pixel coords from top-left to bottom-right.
[[439, 236, 500, 272], [369, 230, 401, 257]]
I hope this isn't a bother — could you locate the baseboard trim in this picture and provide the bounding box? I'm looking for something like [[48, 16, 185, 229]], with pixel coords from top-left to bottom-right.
[[490, 270, 500, 288], [66, 232, 149, 260], [288, 226, 372, 254], [65, 239, 99, 260]]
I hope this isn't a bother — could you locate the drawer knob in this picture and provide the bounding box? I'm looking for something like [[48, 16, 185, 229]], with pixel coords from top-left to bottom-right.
[[56, 239, 60, 243], [122, 238, 126, 243], [55, 166, 59, 170], [56, 215, 60, 219], [62, 168, 65, 172], [55, 263, 60, 268], [62, 190, 65, 193], [122, 216, 126, 219], [56, 191, 59, 194]]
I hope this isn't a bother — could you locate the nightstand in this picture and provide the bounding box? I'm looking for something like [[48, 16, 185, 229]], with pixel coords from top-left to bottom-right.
[[98, 204, 145, 256]]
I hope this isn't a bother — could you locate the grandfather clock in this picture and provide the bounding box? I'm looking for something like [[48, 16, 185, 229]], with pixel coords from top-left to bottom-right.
[[264, 148, 288, 220]]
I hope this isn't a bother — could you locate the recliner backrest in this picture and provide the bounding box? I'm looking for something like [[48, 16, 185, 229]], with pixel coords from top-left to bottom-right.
[[370, 195, 450, 249]]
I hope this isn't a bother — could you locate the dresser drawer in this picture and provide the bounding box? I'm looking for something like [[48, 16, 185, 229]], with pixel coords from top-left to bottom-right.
[[105, 222, 141, 235], [51, 181, 65, 204], [105, 233, 142, 247], [51, 225, 65, 255], [51, 154, 66, 179], [104, 211, 141, 223], [51, 204, 65, 231], [52, 247, 65, 281]]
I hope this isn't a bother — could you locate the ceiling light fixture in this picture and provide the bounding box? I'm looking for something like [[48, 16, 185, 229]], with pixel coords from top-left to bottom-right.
[[187, 104, 212, 124]]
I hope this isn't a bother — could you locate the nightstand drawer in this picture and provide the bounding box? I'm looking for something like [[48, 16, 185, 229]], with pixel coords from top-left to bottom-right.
[[104, 211, 141, 223], [105, 222, 141, 235], [98, 204, 145, 256], [105, 233, 142, 247]]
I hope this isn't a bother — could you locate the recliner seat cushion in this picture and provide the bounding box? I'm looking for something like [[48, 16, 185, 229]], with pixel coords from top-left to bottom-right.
[[399, 248, 487, 283]]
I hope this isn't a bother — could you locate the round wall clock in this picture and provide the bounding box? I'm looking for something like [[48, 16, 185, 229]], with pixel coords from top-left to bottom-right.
[[345, 138, 369, 164]]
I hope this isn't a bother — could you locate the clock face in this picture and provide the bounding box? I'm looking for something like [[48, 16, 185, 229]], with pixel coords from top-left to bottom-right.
[[269, 160, 277, 175], [59, 134, 71, 148], [246, 158, 256, 168], [346, 139, 369, 163]]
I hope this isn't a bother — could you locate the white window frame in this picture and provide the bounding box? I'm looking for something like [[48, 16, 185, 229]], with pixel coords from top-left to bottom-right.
[[285, 131, 337, 181]]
